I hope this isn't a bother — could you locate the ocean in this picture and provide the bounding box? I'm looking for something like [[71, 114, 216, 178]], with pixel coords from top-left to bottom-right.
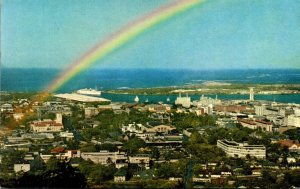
[[1, 68, 300, 103]]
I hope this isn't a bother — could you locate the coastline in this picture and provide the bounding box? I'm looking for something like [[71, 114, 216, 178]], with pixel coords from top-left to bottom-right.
[[1, 83, 300, 104], [105, 83, 300, 96]]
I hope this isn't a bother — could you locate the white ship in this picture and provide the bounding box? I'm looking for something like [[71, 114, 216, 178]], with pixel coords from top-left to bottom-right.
[[134, 96, 139, 103], [76, 88, 101, 96]]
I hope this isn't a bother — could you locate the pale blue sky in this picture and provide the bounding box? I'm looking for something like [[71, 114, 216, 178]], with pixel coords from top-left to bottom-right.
[[2, 0, 300, 69]]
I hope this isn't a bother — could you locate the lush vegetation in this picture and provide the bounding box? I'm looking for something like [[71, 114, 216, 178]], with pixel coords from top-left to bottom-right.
[[0, 154, 86, 188]]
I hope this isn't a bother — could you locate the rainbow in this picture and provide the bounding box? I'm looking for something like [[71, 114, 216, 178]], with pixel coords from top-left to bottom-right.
[[46, 0, 205, 92]]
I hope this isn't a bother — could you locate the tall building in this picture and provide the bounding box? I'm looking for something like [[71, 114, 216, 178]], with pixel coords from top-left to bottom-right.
[[249, 87, 254, 101]]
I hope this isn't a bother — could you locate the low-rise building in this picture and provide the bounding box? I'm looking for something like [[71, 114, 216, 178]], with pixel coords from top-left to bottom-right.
[[14, 164, 30, 173], [31, 113, 63, 133], [217, 139, 266, 159], [0, 103, 13, 112], [129, 154, 151, 169], [40, 150, 79, 162], [13, 113, 24, 120], [278, 140, 300, 153], [145, 104, 171, 113], [121, 123, 147, 135], [239, 119, 273, 132], [84, 107, 99, 118], [175, 93, 191, 108], [31, 120, 63, 132], [146, 125, 176, 134], [60, 131, 74, 140], [22, 133, 54, 140], [286, 115, 300, 127], [215, 105, 248, 113], [193, 95, 221, 107], [114, 169, 127, 182], [79, 151, 127, 168]]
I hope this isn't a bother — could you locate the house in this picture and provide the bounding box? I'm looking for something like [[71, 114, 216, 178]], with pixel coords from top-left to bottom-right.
[[14, 164, 30, 172], [252, 169, 262, 176], [51, 147, 65, 154], [278, 140, 300, 153], [133, 169, 155, 180], [114, 169, 127, 182]]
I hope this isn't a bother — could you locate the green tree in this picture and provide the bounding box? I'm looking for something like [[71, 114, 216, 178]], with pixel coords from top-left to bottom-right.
[[42, 160, 87, 188], [78, 159, 94, 176], [189, 132, 205, 144], [30, 156, 46, 172], [151, 147, 160, 160], [89, 164, 116, 185], [155, 162, 182, 179], [123, 137, 146, 155], [46, 156, 60, 171], [283, 128, 300, 141], [80, 143, 97, 152], [66, 139, 80, 150], [0, 150, 25, 173]]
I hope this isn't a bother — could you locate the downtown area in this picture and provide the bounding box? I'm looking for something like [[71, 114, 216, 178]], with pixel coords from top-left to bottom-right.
[[0, 88, 300, 188]]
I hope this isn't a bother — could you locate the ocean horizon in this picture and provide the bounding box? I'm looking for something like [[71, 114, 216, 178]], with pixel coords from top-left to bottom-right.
[[1, 68, 300, 93]]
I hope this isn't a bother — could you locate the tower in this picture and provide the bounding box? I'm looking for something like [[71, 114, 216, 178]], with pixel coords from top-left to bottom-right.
[[56, 113, 63, 124], [249, 87, 254, 101]]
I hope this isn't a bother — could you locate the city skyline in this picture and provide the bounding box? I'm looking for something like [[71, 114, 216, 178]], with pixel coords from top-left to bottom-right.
[[2, 0, 300, 70]]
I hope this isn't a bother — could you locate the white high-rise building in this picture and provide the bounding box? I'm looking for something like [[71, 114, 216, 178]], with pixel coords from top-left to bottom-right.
[[249, 87, 254, 101]]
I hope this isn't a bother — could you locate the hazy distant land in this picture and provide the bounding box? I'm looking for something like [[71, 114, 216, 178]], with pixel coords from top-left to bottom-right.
[[106, 83, 300, 96]]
